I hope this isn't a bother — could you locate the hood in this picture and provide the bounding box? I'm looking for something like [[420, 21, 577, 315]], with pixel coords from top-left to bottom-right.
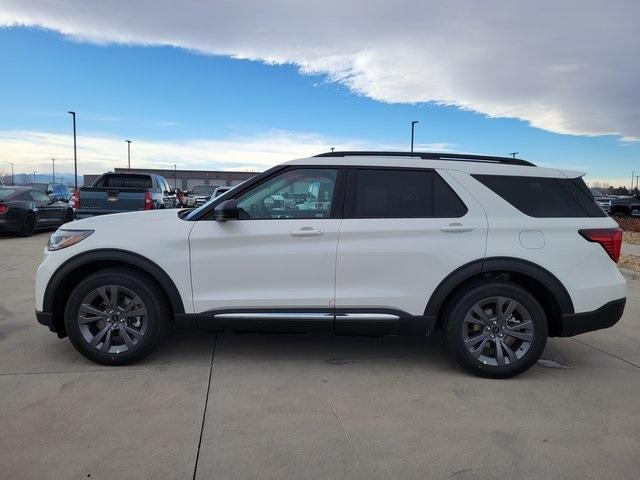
[[64, 208, 181, 230]]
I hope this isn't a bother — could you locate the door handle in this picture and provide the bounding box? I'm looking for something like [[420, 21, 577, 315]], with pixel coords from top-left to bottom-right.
[[440, 223, 473, 233], [290, 227, 324, 237]]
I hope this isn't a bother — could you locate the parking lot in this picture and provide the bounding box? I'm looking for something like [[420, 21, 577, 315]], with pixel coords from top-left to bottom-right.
[[0, 232, 639, 480]]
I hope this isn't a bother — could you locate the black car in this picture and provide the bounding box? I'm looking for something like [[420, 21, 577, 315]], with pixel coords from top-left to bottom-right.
[[610, 195, 640, 217], [30, 182, 72, 202], [0, 187, 74, 236]]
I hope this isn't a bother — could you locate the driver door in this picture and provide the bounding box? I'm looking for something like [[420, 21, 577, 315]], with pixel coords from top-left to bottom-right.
[[188, 167, 345, 331], [27, 190, 59, 225]]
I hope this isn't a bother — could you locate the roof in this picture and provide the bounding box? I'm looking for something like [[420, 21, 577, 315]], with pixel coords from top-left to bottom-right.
[[314, 151, 535, 166], [283, 151, 584, 179]]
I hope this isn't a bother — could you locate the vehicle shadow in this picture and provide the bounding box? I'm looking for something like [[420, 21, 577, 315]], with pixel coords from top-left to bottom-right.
[[0, 230, 56, 240], [144, 319, 462, 375]]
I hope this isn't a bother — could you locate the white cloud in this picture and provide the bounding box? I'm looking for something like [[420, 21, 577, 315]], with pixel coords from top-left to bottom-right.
[[1, 0, 638, 139], [0, 129, 453, 176], [0, 130, 332, 174]]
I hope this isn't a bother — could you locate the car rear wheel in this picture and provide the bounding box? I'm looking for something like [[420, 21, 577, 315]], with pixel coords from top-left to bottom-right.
[[18, 212, 37, 236], [444, 281, 547, 378], [64, 268, 169, 365]]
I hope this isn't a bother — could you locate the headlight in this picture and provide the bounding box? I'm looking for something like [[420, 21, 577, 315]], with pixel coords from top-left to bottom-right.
[[47, 229, 94, 251]]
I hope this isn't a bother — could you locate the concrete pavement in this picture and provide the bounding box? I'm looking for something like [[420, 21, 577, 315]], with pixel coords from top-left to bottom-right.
[[1, 232, 639, 479]]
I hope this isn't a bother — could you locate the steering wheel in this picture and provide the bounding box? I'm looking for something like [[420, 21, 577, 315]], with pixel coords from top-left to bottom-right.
[[253, 200, 271, 219]]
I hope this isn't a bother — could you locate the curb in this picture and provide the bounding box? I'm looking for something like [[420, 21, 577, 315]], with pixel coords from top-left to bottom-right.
[[619, 268, 640, 281]]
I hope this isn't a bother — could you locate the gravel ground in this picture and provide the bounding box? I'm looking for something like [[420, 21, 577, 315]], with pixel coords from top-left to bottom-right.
[[620, 253, 640, 272], [623, 231, 640, 245]]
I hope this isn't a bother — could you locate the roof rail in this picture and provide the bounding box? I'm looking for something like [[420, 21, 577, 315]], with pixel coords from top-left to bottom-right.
[[313, 151, 536, 167]]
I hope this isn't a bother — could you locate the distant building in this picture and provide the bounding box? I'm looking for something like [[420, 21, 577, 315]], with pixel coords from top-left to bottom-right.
[[83, 167, 258, 191]]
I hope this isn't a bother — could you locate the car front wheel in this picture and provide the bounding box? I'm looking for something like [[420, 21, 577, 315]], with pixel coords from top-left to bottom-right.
[[64, 268, 169, 365], [444, 281, 548, 378]]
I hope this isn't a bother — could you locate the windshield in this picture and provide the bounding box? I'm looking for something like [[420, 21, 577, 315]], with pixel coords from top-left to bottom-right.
[[191, 185, 217, 195], [0, 188, 17, 199], [31, 183, 48, 192]]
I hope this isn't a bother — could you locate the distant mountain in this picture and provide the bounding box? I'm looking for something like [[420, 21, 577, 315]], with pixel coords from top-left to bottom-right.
[[1, 172, 82, 187]]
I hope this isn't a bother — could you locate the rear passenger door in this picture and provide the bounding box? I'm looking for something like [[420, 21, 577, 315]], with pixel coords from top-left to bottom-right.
[[334, 168, 487, 334]]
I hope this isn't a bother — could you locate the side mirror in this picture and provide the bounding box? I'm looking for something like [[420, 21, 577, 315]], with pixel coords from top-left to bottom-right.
[[214, 199, 239, 222], [46, 189, 53, 194]]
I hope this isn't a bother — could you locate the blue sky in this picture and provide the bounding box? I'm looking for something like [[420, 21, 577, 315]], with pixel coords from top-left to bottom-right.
[[1, 12, 638, 186]]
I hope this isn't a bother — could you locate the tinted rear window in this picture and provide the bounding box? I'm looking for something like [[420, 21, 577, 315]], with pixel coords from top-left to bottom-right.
[[350, 169, 467, 218], [473, 174, 605, 218], [0, 189, 17, 199], [97, 175, 152, 188]]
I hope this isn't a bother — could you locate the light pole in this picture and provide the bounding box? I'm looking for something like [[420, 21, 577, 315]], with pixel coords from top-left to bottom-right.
[[509, 152, 519, 159], [68, 111, 77, 190], [2, 161, 14, 185], [51, 158, 55, 182], [632, 170, 636, 193], [174, 164, 177, 189], [410, 121, 419, 152], [125, 140, 132, 171]]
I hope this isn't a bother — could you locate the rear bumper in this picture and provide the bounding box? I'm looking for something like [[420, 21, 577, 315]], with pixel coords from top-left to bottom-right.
[[73, 210, 112, 219], [0, 216, 19, 232], [559, 298, 626, 337]]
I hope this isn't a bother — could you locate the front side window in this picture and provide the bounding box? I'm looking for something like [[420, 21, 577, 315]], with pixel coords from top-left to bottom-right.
[[236, 168, 337, 219], [350, 169, 467, 218]]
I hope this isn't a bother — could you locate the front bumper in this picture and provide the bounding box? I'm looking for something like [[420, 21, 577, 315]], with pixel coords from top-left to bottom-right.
[[35, 309, 58, 333], [559, 298, 626, 337]]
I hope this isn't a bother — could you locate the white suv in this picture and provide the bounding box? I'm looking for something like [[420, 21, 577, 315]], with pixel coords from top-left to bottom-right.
[[35, 151, 626, 378]]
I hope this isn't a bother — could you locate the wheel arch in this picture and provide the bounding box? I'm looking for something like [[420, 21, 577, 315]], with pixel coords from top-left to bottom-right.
[[425, 257, 574, 337], [44, 249, 185, 337]]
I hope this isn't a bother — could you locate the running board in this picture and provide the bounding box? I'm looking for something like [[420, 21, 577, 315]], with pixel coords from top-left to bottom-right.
[[213, 312, 400, 321], [177, 310, 434, 335]]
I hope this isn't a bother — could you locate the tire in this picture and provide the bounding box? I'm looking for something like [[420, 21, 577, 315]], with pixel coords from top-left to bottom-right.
[[17, 212, 37, 236], [64, 267, 169, 365], [444, 280, 548, 379], [612, 209, 629, 218]]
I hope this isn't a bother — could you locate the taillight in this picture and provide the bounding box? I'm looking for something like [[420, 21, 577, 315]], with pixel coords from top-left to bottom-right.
[[579, 228, 623, 263], [0, 203, 8, 214], [71, 190, 80, 209], [144, 191, 152, 210]]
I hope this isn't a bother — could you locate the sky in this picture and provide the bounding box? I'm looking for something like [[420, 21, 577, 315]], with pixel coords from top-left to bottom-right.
[[0, 0, 639, 186]]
